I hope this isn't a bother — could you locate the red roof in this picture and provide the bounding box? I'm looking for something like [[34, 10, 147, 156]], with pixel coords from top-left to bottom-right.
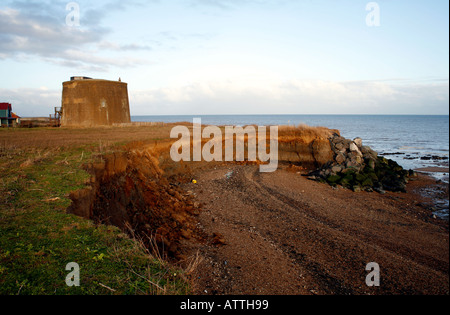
[[11, 112, 21, 119], [0, 103, 12, 110]]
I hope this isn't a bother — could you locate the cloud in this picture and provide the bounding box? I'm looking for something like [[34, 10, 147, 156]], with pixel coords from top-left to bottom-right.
[[0, 0, 150, 70], [0, 87, 61, 117], [129, 79, 450, 116], [2, 79, 448, 117]]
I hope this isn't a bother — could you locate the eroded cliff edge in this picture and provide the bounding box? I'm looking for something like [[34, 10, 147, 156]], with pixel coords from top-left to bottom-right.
[[66, 125, 414, 259]]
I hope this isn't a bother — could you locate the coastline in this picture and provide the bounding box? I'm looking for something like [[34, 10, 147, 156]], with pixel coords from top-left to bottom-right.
[[413, 166, 449, 220], [415, 167, 449, 183], [0, 123, 448, 295]]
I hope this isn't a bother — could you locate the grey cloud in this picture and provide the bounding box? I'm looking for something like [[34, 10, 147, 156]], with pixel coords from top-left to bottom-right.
[[0, 9, 103, 53], [0, 87, 60, 117], [130, 80, 449, 116], [3, 79, 448, 117], [0, 0, 151, 69]]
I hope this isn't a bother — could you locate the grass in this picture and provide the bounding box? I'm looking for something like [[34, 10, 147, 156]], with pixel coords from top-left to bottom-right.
[[0, 126, 190, 295]]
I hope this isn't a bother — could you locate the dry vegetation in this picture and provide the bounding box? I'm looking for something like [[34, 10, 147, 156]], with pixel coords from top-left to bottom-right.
[[0, 124, 185, 150], [0, 122, 338, 150], [277, 124, 340, 143]]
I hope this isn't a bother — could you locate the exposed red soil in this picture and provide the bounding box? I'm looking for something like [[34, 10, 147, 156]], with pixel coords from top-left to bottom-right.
[[179, 164, 449, 295], [67, 148, 203, 258]]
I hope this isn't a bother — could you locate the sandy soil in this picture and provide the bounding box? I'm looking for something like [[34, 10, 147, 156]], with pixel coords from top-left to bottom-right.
[[180, 164, 449, 295], [415, 167, 449, 173]]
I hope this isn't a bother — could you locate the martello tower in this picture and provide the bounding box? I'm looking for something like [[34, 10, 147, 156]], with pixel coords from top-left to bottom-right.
[[61, 77, 131, 127]]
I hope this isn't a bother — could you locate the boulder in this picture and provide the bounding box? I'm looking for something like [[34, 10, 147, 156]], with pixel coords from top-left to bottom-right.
[[353, 185, 362, 193], [335, 152, 346, 164], [335, 142, 345, 151], [362, 146, 378, 157], [331, 165, 343, 174], [327, 174, 341, 184], [354, 137, 363, 148], [349, 142, 362, 155], [367, 158, 376, 170], [308, 134, 413, 193]]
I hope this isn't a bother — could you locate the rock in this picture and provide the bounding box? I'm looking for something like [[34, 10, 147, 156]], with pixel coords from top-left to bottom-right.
[[349, 142, 362, 155], [356, 173, 367, 182], [346, 160, 361, 170], [361, 178, 374, 188], [308, 134, 412, 194], [212, 233, 227, 246], [340, 177, 352, 189], [367, 159, 376, 170], [362, 145, 377, 155], [408, 170, 418, 177], [382, 177, 407, 193], [335, 152, 346, 164], [332, 136, 345, 144], [353, 185, 362, 193], [335, 142, 345, 151], [354, 137, 363, 148], [327, 174, 341, 184], [367, 171, 379, 182], [354, 155, 363, 164], [331, 165, 343, 174]]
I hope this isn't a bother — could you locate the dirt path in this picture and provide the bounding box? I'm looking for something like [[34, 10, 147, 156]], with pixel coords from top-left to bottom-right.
[[180, 164, 449, 295]]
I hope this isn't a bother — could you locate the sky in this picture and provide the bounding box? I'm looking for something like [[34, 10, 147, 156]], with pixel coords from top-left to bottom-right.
[[0, 0, 449, 117]]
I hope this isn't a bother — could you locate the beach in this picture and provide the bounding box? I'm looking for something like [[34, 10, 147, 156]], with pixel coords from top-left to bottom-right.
[[180, 163, 449, 295], [0, 124, 448, 295]]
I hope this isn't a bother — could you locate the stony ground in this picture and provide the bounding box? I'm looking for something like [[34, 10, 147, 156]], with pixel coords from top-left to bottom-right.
[[180, 164, 449, 295]]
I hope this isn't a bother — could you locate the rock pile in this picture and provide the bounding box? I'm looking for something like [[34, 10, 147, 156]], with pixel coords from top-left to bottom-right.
[[308, 134, 416, 193]]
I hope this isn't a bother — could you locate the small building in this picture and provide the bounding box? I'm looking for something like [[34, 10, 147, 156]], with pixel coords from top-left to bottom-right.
[[11, 112, 21, 127], [61, 77, 131, 127], [1, 103, 21, 127], [0, 103, 17, 127], [0, 103, 12, 125]]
